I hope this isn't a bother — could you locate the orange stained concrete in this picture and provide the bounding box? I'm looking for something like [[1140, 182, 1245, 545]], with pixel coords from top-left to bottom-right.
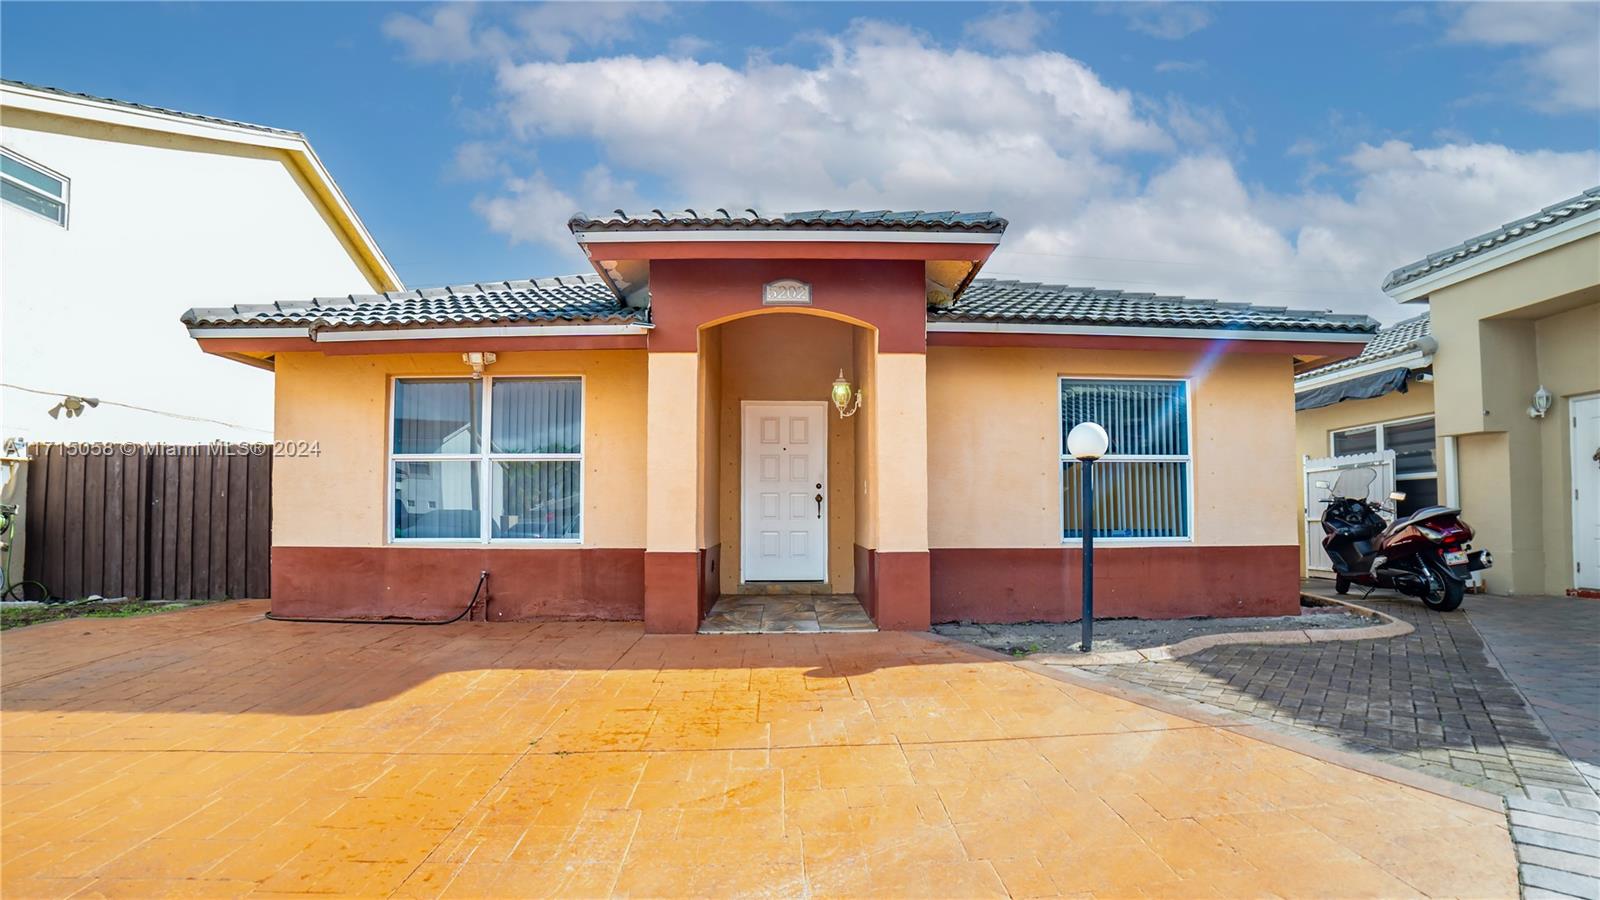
[[1, 602, 1516, 899]]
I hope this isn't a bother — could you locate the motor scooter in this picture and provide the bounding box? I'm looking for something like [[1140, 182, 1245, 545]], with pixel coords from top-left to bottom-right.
[[1316, 467, 1491, 611]]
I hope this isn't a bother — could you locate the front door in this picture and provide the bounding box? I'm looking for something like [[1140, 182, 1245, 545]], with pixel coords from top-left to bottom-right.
[[742, 402, 828, 582], [1573, 394, 1600, 589]]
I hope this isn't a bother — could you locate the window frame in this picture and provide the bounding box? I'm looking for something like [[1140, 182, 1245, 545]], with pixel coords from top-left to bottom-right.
[[0, 147, 69, 228], [1329, 414, 1437, 484], [386, 374, 586, 546], [1058, 375, 1195, 546]]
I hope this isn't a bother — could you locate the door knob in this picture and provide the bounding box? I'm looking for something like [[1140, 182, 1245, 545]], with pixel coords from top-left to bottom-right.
[[815, 493, 823, 518]]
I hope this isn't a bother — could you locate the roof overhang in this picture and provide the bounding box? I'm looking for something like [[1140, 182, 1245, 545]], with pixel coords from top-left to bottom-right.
[[1384, 211, 1600, 303], [1, 82, 403, 293], [576, 232, 999, 309], [191, 322, 652, 365], [1293, 347, 1433, 392], [574, 229, 1002, 246], [925, 321, 1369, 360]]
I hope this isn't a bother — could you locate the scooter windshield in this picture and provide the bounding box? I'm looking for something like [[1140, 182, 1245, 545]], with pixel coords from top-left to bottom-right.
[[1330, 467, 1377, 499]]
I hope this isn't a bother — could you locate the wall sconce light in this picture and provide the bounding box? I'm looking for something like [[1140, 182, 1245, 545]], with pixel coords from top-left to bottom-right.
[[831, 370, 863, 418], [462, 351, 497, 379], [1528, 384, 1552, 419]]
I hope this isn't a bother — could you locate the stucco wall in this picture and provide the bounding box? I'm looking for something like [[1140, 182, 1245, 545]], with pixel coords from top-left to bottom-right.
[[1, 108, 381, 443], [926, 346, 1300, 549], [713, 313, 859, 592], [273, 350, 648, 549], [1535, 302, 1600, 592], [1422, 233, 1599, 593]]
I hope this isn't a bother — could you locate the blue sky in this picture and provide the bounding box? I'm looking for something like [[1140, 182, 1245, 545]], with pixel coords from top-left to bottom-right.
[[4, 2, 1597, 321]]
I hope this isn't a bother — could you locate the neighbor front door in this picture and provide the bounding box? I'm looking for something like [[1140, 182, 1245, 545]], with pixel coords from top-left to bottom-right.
[[1573, 394, 1600, 590], [741, 402, 828, 582]]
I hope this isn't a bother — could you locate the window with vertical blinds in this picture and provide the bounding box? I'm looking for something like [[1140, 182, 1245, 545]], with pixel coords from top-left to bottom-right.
[[1060, 378, 1191, 540], [391, 377, 582, 542]]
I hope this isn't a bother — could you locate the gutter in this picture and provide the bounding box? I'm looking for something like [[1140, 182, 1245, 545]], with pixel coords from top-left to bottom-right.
[[187, 322, 650, 341], [925, 321, 1373, 343], [575, 229, 1003, 245]]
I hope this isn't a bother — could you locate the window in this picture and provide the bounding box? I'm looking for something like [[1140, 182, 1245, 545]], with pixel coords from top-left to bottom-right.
[[1330, 416, 1438, 516], [1, 148, 68, 226], [390, 377, 582, 542], [1061, 378, 1191, 540]]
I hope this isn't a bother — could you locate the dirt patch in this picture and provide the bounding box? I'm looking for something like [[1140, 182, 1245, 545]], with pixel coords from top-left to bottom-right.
[[934, 602, 1371, 656], [0, 598, 231, 630]]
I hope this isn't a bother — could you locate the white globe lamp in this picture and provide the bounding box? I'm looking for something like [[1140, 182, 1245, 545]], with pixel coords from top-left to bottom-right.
[[1067, 422, 1109, 461]]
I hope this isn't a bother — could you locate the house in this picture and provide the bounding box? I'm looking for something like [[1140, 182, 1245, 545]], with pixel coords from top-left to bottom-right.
[[1379, 187, 1600, 596], [0, 80, 399, 443], [183, 208, 1375, 632], [1294, 313, 1439, 573]]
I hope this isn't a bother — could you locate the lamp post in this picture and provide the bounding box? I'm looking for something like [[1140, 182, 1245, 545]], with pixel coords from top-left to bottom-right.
[[1066, 422, 1109, 652]]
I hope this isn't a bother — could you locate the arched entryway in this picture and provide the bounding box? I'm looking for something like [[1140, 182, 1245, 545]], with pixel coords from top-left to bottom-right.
[[694, 309, 878, 632]]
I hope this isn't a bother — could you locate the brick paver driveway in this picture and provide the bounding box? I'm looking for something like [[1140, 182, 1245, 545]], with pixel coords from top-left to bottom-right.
[[2, 601, 1515, 899]]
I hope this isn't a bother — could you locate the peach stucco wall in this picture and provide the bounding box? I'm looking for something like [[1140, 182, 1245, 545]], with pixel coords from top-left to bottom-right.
[[926, 346, 1300, 549], [272, 350, 648, 549]]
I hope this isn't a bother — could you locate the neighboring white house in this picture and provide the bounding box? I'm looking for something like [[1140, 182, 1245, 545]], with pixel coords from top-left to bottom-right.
[[0, 79, 401, 442]]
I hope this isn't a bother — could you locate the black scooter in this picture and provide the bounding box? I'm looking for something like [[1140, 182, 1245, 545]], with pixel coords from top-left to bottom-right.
[[1317, 467, 1491, 611]]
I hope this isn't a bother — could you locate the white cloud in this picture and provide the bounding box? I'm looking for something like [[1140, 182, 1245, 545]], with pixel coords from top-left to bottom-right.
[[994, 141, 1597, 321], [668, 34, 714, 58], [415, 17, 1594, 322], [1444, 2, 1600, 113], [963, 4, 1050, 52], [448, 141, 510, 181], [1106, 3, 1213, 40], [384, 1, 671, 63], [492, 20, 1168, 213]]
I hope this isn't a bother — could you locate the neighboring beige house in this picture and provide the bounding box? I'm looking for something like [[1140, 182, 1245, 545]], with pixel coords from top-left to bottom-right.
[[1, 79, 400, 443], [1379, 187, 1600, 596], [1294, 314, 1439, 576]]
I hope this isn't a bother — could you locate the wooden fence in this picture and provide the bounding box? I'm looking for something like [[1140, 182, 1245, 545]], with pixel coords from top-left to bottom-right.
[[21, 443, 271, 601]]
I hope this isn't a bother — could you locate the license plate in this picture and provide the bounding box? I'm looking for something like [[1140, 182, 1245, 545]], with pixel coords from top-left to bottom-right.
[[1444, 551, 1469, 566]]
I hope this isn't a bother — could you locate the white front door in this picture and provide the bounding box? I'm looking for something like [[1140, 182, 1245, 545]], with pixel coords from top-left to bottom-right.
[[742, 402, 828, 582], [1573, 395, 1600, 589]]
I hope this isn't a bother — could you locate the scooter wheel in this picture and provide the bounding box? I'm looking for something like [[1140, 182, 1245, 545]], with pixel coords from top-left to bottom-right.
[[1334, 576, 1351, 595], [1423, 572, 1465, 612]]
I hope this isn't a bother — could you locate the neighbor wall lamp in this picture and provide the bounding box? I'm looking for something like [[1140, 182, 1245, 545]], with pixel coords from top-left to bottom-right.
[[1528, 385, 1552, 419], [462, 352, 497, 379], [831, 370, 863, 418]]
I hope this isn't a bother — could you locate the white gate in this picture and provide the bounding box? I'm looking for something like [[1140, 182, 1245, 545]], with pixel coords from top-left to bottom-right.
[[1304, 450, 1395, 576]]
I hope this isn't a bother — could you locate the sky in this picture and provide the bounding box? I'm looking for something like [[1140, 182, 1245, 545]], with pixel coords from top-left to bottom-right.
[[3, 1, 1597, 323]]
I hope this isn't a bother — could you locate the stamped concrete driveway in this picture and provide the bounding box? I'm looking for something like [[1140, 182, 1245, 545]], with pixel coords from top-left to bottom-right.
[[2, 601, 1516, 899]]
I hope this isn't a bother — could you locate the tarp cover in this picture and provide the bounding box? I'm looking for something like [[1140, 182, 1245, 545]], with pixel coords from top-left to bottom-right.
[[1295, 366, 1410, 411]]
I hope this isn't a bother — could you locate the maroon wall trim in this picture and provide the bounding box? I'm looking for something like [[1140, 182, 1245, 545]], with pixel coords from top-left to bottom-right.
[[271, 546, 643, 621], [648, 259, 930, 353], [699, 544, 722, 618], [644, 551, 701, 634], [926, 331, 1363, 361], [872, 550, 932, 630], [930, 545, 1300, 623], [853, 544, 877, 621]]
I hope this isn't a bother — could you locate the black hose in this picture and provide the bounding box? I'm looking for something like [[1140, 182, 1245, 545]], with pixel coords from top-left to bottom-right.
[[265, 570, 488, 626]]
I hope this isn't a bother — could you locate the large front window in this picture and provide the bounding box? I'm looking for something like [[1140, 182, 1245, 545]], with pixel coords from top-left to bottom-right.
[[391, 377, 582, 542], [1061, 378, 1191, 540]]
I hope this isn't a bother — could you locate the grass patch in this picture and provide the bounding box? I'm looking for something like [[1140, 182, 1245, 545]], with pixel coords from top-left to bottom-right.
[[0, 599, 225, 631]]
